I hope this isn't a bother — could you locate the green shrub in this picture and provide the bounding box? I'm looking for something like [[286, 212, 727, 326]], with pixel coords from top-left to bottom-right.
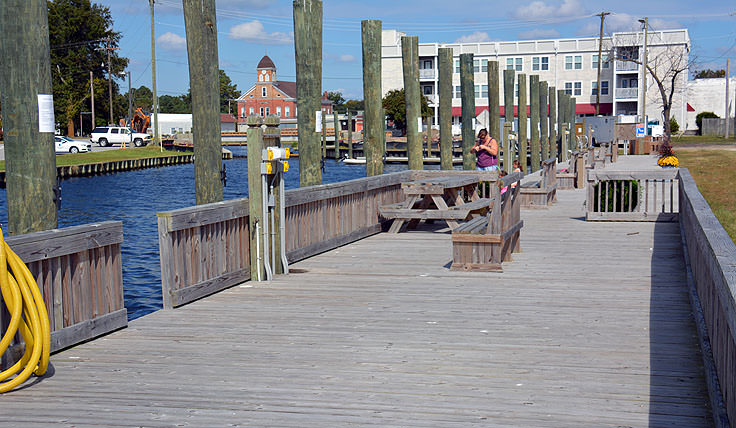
[[669, 117, 679, 134], [696, 112, 719, 134], [593, 180, 639, 212]]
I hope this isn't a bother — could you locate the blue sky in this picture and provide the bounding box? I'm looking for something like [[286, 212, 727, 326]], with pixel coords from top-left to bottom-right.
[[102, 0, 735, 101]]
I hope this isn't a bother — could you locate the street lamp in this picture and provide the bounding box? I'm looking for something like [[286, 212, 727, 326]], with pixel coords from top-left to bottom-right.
[[119, 70, 132, 148]]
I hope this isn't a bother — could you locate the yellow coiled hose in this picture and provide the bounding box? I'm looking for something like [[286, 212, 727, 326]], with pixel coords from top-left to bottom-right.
[[0, 226, 51, 393]]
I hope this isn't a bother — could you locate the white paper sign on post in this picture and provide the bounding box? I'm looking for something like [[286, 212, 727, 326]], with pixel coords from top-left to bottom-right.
[[315, 110, 322, 132], [417, 117, 423, 131], [37, 94, 55, 133]]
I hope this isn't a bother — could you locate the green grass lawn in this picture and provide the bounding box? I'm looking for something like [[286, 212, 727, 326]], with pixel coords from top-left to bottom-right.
[[671, 135, 736, 146], [0, 146, 182, 171], [677, 148, 736, 243]]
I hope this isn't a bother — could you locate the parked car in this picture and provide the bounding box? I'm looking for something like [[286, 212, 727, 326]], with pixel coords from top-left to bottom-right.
[[55, 136, 92, 154], [90, 126, 152, 147]]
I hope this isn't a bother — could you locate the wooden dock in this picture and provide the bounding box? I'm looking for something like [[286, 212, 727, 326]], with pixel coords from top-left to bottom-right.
[[0, 162, 713, 426]]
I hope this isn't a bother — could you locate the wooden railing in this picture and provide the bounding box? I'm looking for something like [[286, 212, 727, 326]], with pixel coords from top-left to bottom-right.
[[157, 171, 412, 308], [1, 221, 126, 366], [586, 169, 679, 222], [679, 169, 735, 427]]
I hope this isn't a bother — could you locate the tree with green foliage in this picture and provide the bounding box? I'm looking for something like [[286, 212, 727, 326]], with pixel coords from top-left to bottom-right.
[[219, 69, 240, 114], [669, 117, 679, 134], [48, 0, 128, 136], [696, 111, 719, 134], [344, 99, 364, 112], [159, 94, 191, 114], [382, 88, 431, 132], [131, 86, 153, 111], [694, 69, 726, 79], [324, 91, 345, 110]]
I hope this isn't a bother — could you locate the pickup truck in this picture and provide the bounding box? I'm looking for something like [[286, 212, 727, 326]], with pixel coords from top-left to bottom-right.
[[90, 126, 152, 147]]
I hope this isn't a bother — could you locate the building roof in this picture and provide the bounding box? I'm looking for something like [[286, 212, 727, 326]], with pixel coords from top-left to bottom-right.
[[274, 81, 296, 98], [220, 113, 236, 123], [257, 55, 276, 69]]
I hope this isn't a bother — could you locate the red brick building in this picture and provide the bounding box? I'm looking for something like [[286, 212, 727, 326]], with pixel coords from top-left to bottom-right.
[[235, 55, 332, 126]]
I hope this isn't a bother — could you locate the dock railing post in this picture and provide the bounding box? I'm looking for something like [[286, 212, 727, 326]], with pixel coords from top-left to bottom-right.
[[264, 115, 284, 274], [0, 0, 58, 235], [183, 0, 223, 205], [247, 116, 264, 281], [518, 73, 528, 172], [557, 89, 565, 161], [460, 53, 475, 170], [402, 35, 422, 171], [361, 20, 383, 176], [293, 0, 323, 186], [438, 47, 453, 170]]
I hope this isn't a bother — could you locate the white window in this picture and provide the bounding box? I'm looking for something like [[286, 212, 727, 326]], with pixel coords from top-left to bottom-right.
[[565, 55, 582, 70], [574, 56, 582, 70], [265, 74, 270, 82], [249, 107, 254, 115], [506, 57, 522, 71], [515, 83, 519, 98], [285, 106, 290, 117], [566, 81, 582, 96], [259, 107, 264, 116], [240, 107, 245, 118], [262, 87, 267, 97], [455, 59, 460, 73], [422, 60, 433, 69], [265, 107, 270, 116], [423, 85, 433, 95], [473, 59, 488, 73], [532, 56, 549, 71], [276, 106, 281, 116], [564, 82, 573, 95], [474, 85, 488, 98], [591, 81, 609, 96], [454, 85, 461, 98], [258, 75, 263, 82], [592, 54, 609, 69]]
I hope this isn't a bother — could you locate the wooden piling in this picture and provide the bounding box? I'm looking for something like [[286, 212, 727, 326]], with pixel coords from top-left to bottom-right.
[[0, 0, 57, 234], [569, 97, 577, 152], [246, 116, 264, 281], [294, 0, 323, 186], [402, 36, 422, 170], [539, 80, 549, 169], [333, 112, 340, 159], [460, 53, 475, 170], [557, 89, 565, 161], [347, 110, 354, 159], [548, 86, 556, 161], [361, 20, 383, 176], [438, 48, 453, 170], [503, 122, 512, 173], [183, 0, 223, 205], [529, 75, 540, 173], [503, 69, 515, 126], [517, 73, 527, 172], [488, 61, 500, 143]]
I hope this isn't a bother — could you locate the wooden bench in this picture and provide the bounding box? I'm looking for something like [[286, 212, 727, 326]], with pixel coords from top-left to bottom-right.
[[519, 158, 557, 209], [451, 172, 523, 272], [557, 151, 585, 190], [379, 197, 492, 221]]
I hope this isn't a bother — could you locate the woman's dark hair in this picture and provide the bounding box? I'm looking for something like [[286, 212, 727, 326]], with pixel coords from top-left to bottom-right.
[[477, 128, 488, 139]]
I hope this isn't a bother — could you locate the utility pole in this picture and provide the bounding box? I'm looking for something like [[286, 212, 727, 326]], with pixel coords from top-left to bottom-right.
[[90, 71, 95, 129], [638, 17, 648, 153], [726, 58, 730, 138], [0, 0, 58, 235], [150, 0, 160, 149], [594, 12, 610, 116], [106, 37, 114, 125]]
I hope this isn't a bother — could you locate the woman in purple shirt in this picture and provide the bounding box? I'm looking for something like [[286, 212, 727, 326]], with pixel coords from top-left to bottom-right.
[[471, 128, 498, 171]]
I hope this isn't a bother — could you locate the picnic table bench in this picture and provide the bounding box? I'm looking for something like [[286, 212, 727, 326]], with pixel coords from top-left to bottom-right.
[[379, 175, 491, 233], [451, 172, 523, 272]]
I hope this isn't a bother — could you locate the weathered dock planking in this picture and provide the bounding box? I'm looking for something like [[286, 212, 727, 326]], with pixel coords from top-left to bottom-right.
[[0, 170, 714, 426]]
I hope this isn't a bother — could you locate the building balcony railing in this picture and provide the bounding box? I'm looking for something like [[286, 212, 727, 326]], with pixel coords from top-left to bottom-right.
[[419, 69, 435, 79], [615, 88, 638, 99], [615, 61, 639, 72]]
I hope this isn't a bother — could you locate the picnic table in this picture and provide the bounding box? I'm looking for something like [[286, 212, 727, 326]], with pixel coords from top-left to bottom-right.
[[379, 176, 492, 233]]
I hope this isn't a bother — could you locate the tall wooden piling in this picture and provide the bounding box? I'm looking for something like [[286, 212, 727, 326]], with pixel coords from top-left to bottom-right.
[[517, 73, 528, 171], [548, 86, 556, 160], [333, 112, 340, 159], [0, 0, 57, 234], [183, 0, 223, 205], [264, 115, 283, 274], [438, 48, 453, 170], [460, 53, 475, 170], [529, 75, 540, 173], [559, 93, 569, 162], [557, 89, 565, 161], [294, 0, 323, 186], [246, 116, 264, 281], [569, 97, 577, 152], [361, 20, 383, 175], [539, 80, 549, 166], [488, 61, 500, 143], [402, 36, 422, 170], [503, 122, 512, 173], [347, 110, 354, 159], [503, 69, 515, 126]]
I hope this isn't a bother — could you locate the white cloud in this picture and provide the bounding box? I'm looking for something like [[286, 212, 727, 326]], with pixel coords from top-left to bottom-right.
[[513, 0, 583, 20], [454, 31, 491, 43], [517, 28, 561, 40], [157, 32, 186, 51], [228, 20, 292, 45], [339, 54, 356, 63]]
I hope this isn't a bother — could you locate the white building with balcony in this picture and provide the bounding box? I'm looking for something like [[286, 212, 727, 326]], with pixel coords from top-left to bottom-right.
[[381, 29, 690, 131]]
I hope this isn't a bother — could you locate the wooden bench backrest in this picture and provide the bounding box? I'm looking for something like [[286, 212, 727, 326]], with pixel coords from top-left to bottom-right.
[[541, 158, 557, 190], [487, 172, 523, 234]]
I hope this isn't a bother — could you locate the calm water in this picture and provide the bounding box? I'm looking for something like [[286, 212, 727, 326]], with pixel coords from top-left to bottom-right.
[[0, 148, 437, 320]]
